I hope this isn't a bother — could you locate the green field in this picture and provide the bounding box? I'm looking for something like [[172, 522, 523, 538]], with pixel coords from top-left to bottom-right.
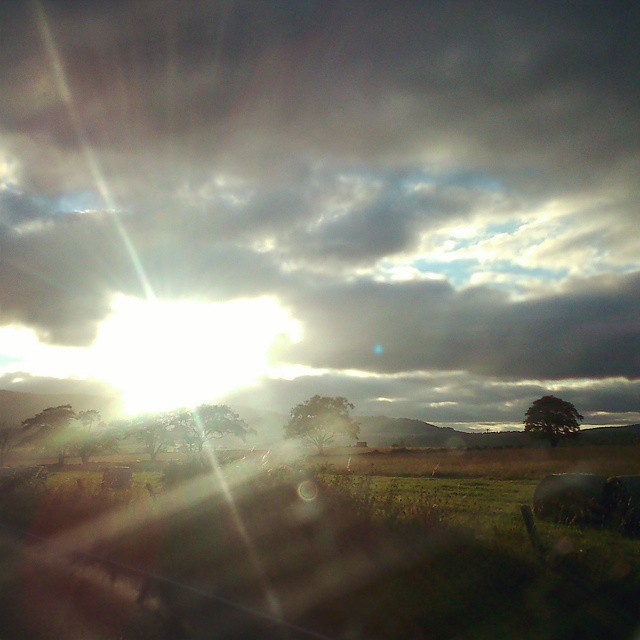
[[307, 444, 640, 566], [1, 445, 640, 638], [318, 474, 640, 566]]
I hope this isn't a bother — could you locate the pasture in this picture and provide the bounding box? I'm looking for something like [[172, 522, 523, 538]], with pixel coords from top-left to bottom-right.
[[1, 443, 640, 638], [307, 443, 640, 479], [309, 444, 640, 565]]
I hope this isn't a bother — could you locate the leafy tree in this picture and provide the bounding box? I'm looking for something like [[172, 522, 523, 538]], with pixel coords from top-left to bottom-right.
[[524, 395, 583, 446], [0, 422, 20, 467], [77, 409, 102, 430], [173, 404, 252, 459], [284, 395, 360, 455], [72, 410, 119, 464], [22, 404, 77, 465], [130, 412, 175, 461]]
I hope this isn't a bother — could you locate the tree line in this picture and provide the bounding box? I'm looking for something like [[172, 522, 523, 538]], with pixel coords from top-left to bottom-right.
[[0, 403, 252, 466], [0, 392, 585, 466]]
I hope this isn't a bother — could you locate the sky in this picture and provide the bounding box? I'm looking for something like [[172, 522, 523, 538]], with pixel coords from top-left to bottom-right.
[[0, 1, 639, 428]]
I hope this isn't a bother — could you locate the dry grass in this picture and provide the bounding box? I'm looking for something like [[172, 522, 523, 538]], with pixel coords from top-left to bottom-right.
[[307, 444, 640, 479]]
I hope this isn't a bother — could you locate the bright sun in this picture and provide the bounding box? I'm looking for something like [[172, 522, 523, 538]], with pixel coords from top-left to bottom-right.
[[92, 295, 301, 415]]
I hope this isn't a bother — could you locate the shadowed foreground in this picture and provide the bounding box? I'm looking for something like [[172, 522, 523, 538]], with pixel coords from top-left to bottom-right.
[[0, 463, 639, 639]]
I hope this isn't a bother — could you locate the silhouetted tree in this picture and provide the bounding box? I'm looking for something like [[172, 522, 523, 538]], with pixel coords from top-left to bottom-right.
[[173, 404, 252, 460], [284, 395, 360, 455], [524, 395, 583, 446], [21, 404, 77, 465]]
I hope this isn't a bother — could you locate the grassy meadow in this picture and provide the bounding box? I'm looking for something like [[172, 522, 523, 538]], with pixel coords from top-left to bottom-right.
[[305, 444, 640, 564], [307, 443, 640, 479], [1, 443, 640, 638]]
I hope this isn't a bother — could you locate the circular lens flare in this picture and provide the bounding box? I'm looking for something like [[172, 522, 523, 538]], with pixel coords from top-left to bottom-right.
[[297, 480, 319, 502]]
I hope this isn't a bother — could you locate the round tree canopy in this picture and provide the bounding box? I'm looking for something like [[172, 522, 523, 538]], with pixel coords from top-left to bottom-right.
[[524, 395, 583, 446]]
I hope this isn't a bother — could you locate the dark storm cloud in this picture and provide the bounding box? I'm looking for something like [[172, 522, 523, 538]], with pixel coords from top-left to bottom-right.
[[1, 0, 637, 216], [2, 1, 638, 184], [280, 272, 640, 380]]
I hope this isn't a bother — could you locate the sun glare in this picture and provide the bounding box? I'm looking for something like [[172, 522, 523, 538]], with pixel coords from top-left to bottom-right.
[[92, 295, 301, 415]]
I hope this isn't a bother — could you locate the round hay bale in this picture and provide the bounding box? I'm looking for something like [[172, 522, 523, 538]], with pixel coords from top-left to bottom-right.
[[604, 476, 640, 536], [533, 473, 607, 524]]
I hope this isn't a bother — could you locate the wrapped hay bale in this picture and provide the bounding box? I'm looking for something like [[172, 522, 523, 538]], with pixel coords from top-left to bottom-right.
[[604, 476, 640, 536], [533, 473, 607, 524]]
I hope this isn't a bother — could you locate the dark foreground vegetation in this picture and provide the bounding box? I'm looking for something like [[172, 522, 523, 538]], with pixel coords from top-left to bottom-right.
[[1, 450, 640, 639]]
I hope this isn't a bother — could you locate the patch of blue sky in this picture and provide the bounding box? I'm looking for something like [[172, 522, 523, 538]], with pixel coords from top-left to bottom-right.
[[2, 188, 99, 223], [411, 257, 566, 289], [56, 190, 102, 213], [0, 354, 20, 367], [484, 220, 521, 235], [426, 219, 522, 253], [412, 258, 480, 288]]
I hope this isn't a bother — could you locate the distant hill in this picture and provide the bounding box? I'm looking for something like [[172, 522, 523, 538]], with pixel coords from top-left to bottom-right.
[[357, 416, 458, 447], [1, 389, 638, 449], [357, 418, 640, 449], [231, 412, 462, 447], [0, 389, 122, 424], [454, 425, 640, 448]]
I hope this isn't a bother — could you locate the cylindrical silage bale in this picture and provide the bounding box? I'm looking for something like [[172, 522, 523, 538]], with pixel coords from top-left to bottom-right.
[[533, 473, 607, 524], [604, 476, 640, 536]]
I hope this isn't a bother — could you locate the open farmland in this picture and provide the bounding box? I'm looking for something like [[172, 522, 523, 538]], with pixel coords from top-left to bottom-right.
[[1, 442, 640, 638], [308, 444, 640, 566], [306, 444, 640, 479]]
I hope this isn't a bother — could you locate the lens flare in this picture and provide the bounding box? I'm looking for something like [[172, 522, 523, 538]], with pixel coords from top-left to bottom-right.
[[297, 480, 319, 502]]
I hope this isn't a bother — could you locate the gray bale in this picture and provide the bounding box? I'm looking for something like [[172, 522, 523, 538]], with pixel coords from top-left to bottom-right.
[[604, 475, 640, 535], [533, 473, 607, 524], [102, 466, 132, 489]]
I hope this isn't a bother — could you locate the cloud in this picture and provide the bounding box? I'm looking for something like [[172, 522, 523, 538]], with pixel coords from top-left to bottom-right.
[[280, 271, 640, 380], [2, 2, 638, 185], [0, 1, 639, 423]]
